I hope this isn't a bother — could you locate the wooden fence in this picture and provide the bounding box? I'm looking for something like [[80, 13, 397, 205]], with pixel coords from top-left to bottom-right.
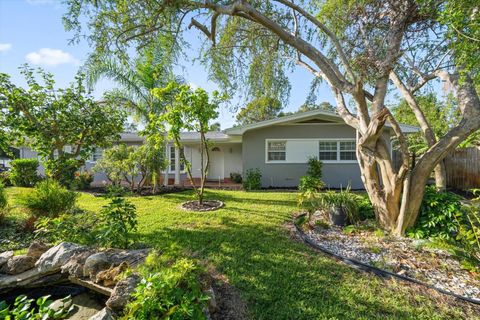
[[392, 147, 480, 190], [444, 147, 480, 190]]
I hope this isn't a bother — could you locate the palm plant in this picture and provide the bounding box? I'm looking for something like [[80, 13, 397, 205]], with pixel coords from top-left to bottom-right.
[[84, 48, 180, 191]]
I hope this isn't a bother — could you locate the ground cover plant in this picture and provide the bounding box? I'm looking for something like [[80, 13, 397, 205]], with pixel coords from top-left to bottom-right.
[[2, 187, 479, 319]]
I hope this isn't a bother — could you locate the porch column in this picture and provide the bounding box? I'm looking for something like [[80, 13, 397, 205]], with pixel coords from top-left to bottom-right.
[[163, 145, 169, 186], [174, 146, 180, 185]]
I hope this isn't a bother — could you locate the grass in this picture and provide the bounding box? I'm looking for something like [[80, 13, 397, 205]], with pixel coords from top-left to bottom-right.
[[3, 187, 480, 319]]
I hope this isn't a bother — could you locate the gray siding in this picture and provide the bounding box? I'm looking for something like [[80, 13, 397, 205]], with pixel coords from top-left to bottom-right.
[[242, 124, 371, 189]]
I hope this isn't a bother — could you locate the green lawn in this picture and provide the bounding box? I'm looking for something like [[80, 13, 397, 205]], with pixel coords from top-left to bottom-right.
[[3, 187, 479, 319]]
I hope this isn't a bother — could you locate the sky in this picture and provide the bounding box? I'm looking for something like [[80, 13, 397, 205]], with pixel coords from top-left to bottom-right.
[[0, 0, 339, 130]]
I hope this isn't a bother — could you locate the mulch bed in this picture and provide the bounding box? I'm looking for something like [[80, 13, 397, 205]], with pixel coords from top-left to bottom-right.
[[181, 200, 224, 212]]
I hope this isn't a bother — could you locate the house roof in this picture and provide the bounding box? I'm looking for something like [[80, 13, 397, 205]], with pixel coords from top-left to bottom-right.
[[224, 109, 420, 135], [118, 131, 236, 143]]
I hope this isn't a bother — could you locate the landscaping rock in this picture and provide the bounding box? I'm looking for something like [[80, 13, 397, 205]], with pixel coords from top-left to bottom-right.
[[36, 242, 87, 274], [2, 255, 36, 275], [106, 274, 140, 313], [83, 252, 110, 278], [61, 250, 96, 277], [89, 308, 113, 320], [27, 241, 50, 259], [0, 251, 13, 268], [95, 261, 128, 287]]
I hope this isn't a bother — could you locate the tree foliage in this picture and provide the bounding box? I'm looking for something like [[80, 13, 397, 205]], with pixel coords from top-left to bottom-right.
[[63, 0, 480, 235], [0, 65, 126, 184], [236, 96, 282, 125], [153, 82, 222, 204]]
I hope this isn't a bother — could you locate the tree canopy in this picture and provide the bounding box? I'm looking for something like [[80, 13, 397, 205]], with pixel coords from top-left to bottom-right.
[[0, 65, 126, 183], [63, 0, 480, 235]]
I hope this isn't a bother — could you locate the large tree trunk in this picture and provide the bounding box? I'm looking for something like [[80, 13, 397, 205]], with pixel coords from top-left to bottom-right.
[[434, 161, 447, 191]]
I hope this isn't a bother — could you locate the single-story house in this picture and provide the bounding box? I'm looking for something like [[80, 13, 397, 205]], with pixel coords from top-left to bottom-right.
[[15, 109, 418, 189]]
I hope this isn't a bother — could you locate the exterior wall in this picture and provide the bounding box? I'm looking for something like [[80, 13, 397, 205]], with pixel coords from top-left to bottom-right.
[[242, 124, 387, 189]]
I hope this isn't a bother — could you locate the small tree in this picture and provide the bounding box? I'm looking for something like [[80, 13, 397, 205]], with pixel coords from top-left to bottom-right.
[[153, 82, 222, 205], [94, 144, 137, 191], [0, 65, 126, 186]]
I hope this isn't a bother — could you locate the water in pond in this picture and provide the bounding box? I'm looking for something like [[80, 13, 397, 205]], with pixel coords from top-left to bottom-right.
[[0, 284, 106, 319]]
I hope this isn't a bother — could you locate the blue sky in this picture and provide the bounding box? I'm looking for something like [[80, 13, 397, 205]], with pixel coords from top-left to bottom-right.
[[0, 0, 336, 129]]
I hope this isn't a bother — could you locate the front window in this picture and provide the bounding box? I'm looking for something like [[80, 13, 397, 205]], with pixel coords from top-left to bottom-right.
[[340, 141, 356, 160], [318, 141, 337, 161], [267, 141, 286, 161], [170, 146, 185, 171]]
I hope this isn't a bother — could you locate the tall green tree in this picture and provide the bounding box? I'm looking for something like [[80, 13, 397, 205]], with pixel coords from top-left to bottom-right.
[[236, 96, 282, 125], [64, 0, 480, 235], [0, 65, 126, 184], [153, 82, 222, 205]]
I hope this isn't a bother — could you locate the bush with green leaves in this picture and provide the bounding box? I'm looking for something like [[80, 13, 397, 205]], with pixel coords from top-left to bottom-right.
[[0, 171, 11, 186], [316, 189, 360, 224], [0, 182, 7, 224], [407, 186, 463, 240], [243, 168, 262, 191], [35, 210, 99, 245], [9, 159, 40, 187], [355, 194, 375, 220], [306, 157, 323, 179], [229, 172, 242, 183], [122, 253, 209, 320], [298, 176, 325, 193], [70, 171, 94, 190], [97, 197, 137, 249], [298, 157, 325, 192], [0, 295, 73, 320], [24, 179, 78, 218]]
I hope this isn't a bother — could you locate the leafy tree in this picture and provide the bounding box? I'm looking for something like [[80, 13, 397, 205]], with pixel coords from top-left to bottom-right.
[[64, 1, 480, 235], [153, 82, 222, 205], [0, 65, 126, 185], [236, 96, 282, 125], [279, 102, 336, 117]]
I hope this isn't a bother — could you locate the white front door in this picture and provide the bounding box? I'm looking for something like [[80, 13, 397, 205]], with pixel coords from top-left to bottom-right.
[[208, 147, 224, 180]]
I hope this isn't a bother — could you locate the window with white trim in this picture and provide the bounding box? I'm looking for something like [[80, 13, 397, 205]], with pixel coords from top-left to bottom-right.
[[169, 146, 185, 171], [340, 141, 356, 160], [318, 141, 338, 161], [267, 141, 286, 161]]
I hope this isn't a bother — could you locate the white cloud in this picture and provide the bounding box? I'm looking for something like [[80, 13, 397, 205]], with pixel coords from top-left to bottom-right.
[[0, 43, 12, 53], [25, 48, 79, 66]]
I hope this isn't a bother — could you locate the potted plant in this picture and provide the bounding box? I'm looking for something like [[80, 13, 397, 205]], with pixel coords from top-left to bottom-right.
[[317, 188, 359, 227]]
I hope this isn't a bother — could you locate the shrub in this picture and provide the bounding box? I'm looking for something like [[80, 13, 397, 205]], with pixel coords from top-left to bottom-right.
[[306, 157, 323, 179], [243, 168, 262, 190], [298, 176, 325, 192], [230, 172, 243, 183], [24, 179, 78, 218], [0, 171, 11, 186], [97, 197, 137, 249], [9, 159, 40, 187], [35, 210, 99, 245], [70, 171, 94, 190], [105, 184, 128, 197], [407, 186, 463, 240], [0, 295, 73, 319], [316, 189, 360, 224], [355, 194, 375, 220], [122, 254, 209, 320], [46, 158, 79, 188], [0, 182, 7, 224]]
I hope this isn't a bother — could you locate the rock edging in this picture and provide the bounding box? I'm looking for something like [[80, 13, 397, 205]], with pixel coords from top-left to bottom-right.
[[293, 213, 480, 306]]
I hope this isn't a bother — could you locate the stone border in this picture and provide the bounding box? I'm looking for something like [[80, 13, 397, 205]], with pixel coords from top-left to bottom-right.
[[293, 213, 480, 306], [181, 200, 225, 212]]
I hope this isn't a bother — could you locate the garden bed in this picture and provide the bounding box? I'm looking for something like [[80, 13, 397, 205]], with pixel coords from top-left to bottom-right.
[[181, 200, 224, 212], [298, 219, 480, 301]]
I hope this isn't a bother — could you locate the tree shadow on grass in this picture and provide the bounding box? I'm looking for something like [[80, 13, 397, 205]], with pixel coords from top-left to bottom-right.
[[139, 219, 471, 320]]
